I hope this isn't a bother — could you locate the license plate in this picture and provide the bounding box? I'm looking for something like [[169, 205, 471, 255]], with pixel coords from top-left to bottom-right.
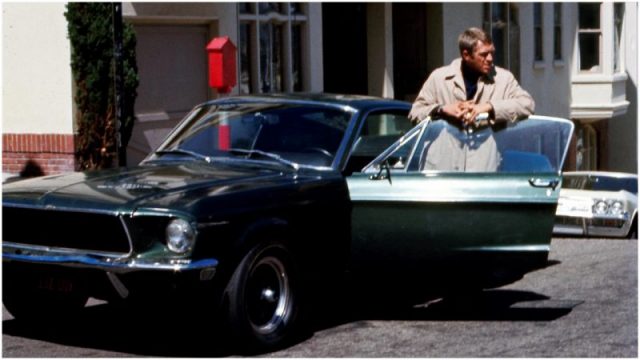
[[37, 276, 74, 293]]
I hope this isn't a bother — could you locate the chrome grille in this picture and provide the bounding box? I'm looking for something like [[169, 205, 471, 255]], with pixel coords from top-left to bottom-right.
[[556, 216, 583, 226], [589, 218, 626, 228], [2, 206, 131, 254]]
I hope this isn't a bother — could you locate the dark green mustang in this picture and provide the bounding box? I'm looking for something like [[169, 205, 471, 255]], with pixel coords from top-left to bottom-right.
[[2, 94, 573, 350]]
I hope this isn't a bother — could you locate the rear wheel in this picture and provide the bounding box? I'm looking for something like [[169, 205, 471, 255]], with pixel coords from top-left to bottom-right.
[[224, 240, 301, 351]]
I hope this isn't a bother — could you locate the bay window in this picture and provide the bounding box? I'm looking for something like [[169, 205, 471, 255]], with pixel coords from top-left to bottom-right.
[[577, 2, 602, 72]]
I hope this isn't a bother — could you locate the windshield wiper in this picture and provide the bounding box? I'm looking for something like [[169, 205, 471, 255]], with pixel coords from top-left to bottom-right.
[[228, 148, 300, 170], [155, 149, 212, 163]]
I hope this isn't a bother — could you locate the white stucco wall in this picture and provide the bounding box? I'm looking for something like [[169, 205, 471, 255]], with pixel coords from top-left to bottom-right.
[[307, 3, 323, 92], [518, 3, 573, 119], [367, 3, 394, 98], [608, 2, 638, 173], [442, 4, 483, 64], [2, 3, 73, 134]]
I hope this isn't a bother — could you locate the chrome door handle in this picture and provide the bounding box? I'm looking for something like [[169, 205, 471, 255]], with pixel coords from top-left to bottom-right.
[[529, 178, 559, 190]]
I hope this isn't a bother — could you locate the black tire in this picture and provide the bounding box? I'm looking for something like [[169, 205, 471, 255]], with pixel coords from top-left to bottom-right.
[[224, 240, 301, 350], [627, 216, 638, 239], [3, 278, 88, 322]]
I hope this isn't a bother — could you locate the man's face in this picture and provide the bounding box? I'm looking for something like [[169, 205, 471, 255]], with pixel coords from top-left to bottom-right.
[[462, 40, 495, 75]]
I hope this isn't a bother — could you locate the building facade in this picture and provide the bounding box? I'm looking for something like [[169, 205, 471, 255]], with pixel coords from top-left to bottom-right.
[[2, 2, 638, 178]]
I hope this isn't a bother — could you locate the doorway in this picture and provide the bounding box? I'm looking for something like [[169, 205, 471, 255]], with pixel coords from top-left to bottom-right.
[[322, 3, 368, 95], [127, 24, 210, 165], [392, 3, 428, 102]]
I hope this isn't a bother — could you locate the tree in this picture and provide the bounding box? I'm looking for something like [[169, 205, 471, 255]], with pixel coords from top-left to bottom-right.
[[65, 3, 139, 170]]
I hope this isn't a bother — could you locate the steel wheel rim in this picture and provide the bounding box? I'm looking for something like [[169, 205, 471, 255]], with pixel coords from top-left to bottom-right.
[[246, 255, 292, 335]]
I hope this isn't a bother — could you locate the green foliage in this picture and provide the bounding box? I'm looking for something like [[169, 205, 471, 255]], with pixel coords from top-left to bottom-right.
[[65, 3, 139, 170]]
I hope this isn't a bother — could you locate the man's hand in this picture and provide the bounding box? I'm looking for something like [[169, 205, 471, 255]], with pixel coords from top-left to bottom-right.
[[460, 102, 493, 126], [439, 101, 493, 126], [440, 101, 470, 121]]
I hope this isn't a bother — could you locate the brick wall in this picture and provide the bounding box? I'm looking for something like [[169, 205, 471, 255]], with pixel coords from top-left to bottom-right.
[[3, 134, 75, 175]]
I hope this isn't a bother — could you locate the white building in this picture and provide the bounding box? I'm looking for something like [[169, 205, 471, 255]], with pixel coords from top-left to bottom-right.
[[2, 2, 637, 176]]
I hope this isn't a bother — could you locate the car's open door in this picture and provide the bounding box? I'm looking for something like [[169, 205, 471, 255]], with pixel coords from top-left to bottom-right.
[[346, 116, 574, 278]]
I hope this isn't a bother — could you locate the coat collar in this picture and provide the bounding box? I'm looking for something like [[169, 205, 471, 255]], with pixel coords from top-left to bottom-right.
[[444, 58, 496, 102], [444, 58, 496, 85]]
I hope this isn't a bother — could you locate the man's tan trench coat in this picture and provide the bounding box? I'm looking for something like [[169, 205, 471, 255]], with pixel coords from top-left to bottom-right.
[[408, 58, 535, 172]]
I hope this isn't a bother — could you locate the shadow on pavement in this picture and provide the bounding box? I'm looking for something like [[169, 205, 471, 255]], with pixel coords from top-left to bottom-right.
[[3, 302, 234, 357], [3, 288, 581, 357], [311, 289, 580, 329]]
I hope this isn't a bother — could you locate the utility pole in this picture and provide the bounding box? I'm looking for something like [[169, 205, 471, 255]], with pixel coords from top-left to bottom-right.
[[113, 2, 125, 166]]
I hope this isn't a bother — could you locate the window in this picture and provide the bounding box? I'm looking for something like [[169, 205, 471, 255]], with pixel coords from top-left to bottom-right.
[[345, 110, 411, 174], [576, 124, 597, 170], [483, 3, 520, 79], [578, 2, 602, 72], [553, 3, 563, 61], [239, 23, 252, 94], [238, 2, 306, 94], [614, 3, 624, 73], [259, 22, 284, 92], [361, 118, 572, 174], [534, 3, 543, 62]]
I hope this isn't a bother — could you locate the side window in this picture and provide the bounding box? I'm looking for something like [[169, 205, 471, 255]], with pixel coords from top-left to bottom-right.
[[364, 117, 573, 175], [494, 119, 570, 173], [344, 110, 411, 174], [413, 119, 570, 173]]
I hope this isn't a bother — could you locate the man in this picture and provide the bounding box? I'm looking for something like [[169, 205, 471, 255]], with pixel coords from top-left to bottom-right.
[[409, 27, 535, 171]]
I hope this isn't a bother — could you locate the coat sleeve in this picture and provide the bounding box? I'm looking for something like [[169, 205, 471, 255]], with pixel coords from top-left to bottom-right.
[[408, 75, 440, 123], [489, 72, 535, 123]]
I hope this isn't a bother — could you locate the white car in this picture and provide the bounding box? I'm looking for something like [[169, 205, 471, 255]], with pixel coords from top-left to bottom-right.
[[554, 171, 637, 238]]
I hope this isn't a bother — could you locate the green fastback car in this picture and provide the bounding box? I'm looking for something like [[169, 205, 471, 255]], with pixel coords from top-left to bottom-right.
[[2, 94, 573, 350]]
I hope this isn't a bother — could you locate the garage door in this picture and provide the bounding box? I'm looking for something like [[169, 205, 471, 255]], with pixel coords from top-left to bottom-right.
[[127, 24, 210, 165]]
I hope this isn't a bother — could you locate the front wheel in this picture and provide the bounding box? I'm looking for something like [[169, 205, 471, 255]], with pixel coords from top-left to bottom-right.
[[225, 241, 301, 350], [627, 216, 637, 239]]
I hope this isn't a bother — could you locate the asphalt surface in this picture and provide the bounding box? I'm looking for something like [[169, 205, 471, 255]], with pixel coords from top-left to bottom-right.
[[2, 238, 637, 357]]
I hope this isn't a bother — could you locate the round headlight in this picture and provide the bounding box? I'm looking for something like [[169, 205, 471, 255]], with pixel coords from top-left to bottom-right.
[[166, 218, 196, 253], [610, 201, 624, 216], [593, 200, 608, 215]]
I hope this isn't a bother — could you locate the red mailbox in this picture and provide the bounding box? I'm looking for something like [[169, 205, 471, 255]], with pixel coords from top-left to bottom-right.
[[206, 36, 237, 93]]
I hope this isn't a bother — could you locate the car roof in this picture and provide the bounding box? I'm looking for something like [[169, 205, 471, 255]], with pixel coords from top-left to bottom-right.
[[202, 93, 411, 112]]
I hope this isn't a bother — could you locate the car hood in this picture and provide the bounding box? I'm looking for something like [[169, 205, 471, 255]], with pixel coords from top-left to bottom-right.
[[2, 161, 298, 214]]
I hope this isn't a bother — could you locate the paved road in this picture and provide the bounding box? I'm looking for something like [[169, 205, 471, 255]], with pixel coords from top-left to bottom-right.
[[3, 238, 637, 357]]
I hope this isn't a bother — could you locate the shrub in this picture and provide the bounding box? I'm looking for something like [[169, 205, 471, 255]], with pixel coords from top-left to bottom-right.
[[65, 3, 138, 170]]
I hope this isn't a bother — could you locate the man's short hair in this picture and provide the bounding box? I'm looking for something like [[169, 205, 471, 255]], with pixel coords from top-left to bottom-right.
[[458, 27, 493, 55]]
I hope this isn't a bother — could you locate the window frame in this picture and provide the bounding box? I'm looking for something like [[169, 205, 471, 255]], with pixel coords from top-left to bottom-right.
[[483, 3, 521, 80], [577, 2, 603, 73], [238, 2, 308, 94], [613, 2, 625, 73], [553, 3, 563, 62], [534, 3, 544, 63]]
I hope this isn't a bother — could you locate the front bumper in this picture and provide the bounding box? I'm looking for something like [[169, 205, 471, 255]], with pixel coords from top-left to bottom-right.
[[3, 242, 219, 300], [553, 215, 632, 238], [3, 242, 218, 272]]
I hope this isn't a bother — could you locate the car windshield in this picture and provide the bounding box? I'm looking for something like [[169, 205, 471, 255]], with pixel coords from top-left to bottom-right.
[[149, 102, 353, 169], [563, 175, 638, 194]]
